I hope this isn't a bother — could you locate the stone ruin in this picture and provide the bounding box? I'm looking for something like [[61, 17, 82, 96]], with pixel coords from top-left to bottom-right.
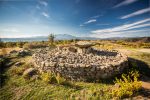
[[32, 41, 128, 81]]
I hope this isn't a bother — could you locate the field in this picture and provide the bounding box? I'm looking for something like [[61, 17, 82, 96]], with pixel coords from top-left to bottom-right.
[[0, 40, 150, 100]]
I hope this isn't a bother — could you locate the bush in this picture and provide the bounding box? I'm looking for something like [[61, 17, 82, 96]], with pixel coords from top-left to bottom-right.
[[41, 72, 56, 84], [55, 73, 68, 85], [41, 72, 70, 85], [23, 42, 47, 49], [112, 70, 142, 99]]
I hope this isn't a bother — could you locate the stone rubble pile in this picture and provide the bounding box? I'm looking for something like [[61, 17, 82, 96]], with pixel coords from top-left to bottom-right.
[[32, 47, 128, 81]]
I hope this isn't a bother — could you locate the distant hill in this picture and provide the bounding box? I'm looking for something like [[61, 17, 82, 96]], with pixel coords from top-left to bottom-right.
[[55, 34, 76, 40], [1, 34, 100, 42], [125, 37, 150, 43], [1, 34, 150, 43]]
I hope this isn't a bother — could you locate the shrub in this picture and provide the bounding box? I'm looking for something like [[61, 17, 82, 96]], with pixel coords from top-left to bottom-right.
[[55, 73, 68, 85], [41, 72, 56, 84], [112, 70, 142, 99], [23, 42, 47, 49], [41, 72, 70, 85]]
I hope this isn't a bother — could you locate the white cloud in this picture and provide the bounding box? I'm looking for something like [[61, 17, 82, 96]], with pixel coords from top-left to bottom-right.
[[39, 1, 48, 7], [126, 23, 150, 30], [90, 18, 150, 38], [90, 29, 150, 38], [80, 19, 97, 27], [2, 28, 19, 33], [92, 18, 150, 34], [79, 24, 84, 27], [113, 0, 138, 8], [41, 12, 49, 18], [91, 15, 102, 19], [120, 7, 150, 19], [84, 19, 96, 24]]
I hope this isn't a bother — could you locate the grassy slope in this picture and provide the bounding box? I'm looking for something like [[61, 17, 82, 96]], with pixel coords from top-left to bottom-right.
[[0, 55, 110, 100], [0, 41, 150, 100]]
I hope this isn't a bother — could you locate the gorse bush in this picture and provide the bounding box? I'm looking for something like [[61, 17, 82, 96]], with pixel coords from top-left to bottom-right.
[[55, 73, 70, 85], [41, 72, 57, 84], [41, 72, 70, 85], [112, 70, 142, 99]]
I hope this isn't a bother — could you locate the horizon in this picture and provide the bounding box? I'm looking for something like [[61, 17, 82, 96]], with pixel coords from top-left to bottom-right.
[[0, 0, 150, 38]]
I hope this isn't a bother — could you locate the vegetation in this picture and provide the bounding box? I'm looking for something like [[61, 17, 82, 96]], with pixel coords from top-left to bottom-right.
[[0, 39, 149, 99], [48, 34, 55, 46], [112, 70, 142, 99], [23, 42, 48, 49]]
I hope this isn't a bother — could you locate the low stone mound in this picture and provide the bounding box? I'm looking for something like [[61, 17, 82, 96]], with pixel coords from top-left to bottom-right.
[[32, 45, 128, 81]]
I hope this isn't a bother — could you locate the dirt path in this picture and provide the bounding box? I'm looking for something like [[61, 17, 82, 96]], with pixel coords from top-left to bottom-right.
[[136, 49, 150, 54]]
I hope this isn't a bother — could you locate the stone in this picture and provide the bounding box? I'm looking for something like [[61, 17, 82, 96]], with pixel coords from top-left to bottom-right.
[[18, 50, 30, 56], [10, 50, 18, 54], [75, 41, 93, 48], [14, 62, 22, 67], [68, 47, 77, 53], [23, 68, 37, 78], [32, 44, 128, 81]]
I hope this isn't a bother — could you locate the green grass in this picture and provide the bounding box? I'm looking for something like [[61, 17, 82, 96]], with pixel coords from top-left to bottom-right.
[[0, 72, 108, 100]]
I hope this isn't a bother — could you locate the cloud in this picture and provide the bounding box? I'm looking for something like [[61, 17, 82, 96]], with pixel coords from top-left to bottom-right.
[[90, 29, 150, 38], [41, 12, 49, 18], [80, 19, 97, 27], [92, 18, 150, 34], [120, 7, 150, 19], [84, 19, 96, 24], [2, 28, 19, 33], [79, 24, 84, 27], [113, 0, 138, 8], [91, 15, 102, 19], [39, 1, 48, 7]]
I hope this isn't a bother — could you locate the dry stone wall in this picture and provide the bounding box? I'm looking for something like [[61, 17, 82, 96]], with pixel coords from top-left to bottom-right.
[[32, 47, 128, 81]]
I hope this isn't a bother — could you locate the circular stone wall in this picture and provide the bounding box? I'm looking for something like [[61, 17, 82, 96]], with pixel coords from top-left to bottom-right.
[[32, 47, 128, 81]]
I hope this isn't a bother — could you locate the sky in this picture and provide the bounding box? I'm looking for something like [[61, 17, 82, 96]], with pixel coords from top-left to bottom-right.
[[0, 0, 150, 38]]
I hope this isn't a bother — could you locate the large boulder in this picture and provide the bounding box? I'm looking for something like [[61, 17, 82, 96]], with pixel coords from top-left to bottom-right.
[[75, 41, 94, 48]]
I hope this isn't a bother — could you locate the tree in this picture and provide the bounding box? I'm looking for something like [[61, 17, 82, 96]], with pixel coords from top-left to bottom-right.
[[0, 38, 3, 48], [48, 34, 55, 46]]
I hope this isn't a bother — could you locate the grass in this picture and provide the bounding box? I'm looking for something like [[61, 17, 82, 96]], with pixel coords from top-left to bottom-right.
[[0, 40, 150, 100], [0, 53, 110, 100], [0, 72, 108, 100]]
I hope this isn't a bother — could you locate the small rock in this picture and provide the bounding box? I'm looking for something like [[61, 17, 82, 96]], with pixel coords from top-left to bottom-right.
[[15, 62, 22, 67], [23, 68, 37, 78], [10, 50, 18, 54]]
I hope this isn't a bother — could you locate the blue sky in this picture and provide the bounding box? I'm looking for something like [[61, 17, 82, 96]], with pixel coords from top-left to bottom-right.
[[0, 0, 150, 38]]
